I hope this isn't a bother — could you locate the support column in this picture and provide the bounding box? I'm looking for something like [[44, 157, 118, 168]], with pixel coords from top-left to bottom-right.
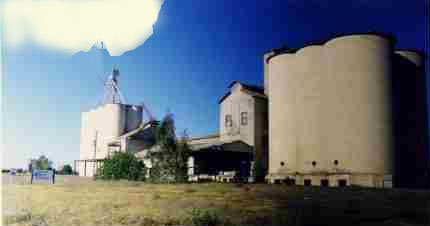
[[187, 156, 195, 176], [74, 160, 77, 175]]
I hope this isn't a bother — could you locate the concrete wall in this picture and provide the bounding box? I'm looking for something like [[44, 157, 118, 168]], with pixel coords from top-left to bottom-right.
[[219, 83, 255, 146], [266, 34, 395, 185]]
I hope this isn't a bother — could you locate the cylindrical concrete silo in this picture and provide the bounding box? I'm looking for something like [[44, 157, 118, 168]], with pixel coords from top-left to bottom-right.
[[392, 50, 429, 188], [267, 53, 298, 176], [266, 33, 396, 186], [294, 46, 326, 174], [264, 52, 275, 96], [323, 34, 395, 178], [101, 103, 126, 138]]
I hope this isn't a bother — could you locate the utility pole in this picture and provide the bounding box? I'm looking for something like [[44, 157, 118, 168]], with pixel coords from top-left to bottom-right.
[[93, 130, 98, 178]]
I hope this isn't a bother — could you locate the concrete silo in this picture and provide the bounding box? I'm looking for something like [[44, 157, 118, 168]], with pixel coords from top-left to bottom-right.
[[77, 67, 146, 177], [78, 103, 143, 177], [392, 50, 429, 188], [267, 53, 299, 177], [266, 33, 396, 187], [324, 34, 395, 187]]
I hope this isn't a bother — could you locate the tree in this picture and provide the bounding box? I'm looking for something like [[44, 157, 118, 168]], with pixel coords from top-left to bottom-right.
[[32, 155, 53, 170], [146, 114, 192, 183], [62, 165, 73, 175], [96, 151, 146, 181]]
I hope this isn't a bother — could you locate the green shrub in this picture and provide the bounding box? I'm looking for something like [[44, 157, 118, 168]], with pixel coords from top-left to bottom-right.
[[61, 164, 73, 175], [145, 115, 191, 183], [188, 208, 221, 226], [96, 152, 146, 181]]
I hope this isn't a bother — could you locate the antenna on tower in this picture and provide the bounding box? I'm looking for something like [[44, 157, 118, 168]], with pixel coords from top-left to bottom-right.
[[101, 66, 125, 105]]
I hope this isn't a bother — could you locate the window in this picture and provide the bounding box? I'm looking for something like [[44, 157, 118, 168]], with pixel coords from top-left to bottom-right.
[[240, 112, 248, 125], [304, 179, 312, 186], [225, 115, 232, 127]]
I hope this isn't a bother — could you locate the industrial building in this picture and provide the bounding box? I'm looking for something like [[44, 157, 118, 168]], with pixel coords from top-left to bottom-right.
[[75, 68, 158, 177], [187, 81, 268, 182], [190, 32, 429, 188], [76, 32, 429, 188]]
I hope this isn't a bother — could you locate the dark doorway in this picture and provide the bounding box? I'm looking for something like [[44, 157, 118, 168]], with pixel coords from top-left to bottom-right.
[[284, 178, 296, 186], [304, 179, 312, 186], [193, 150, 252, 176], [338, 179, 347, 187], [321, 179, 329, 187]]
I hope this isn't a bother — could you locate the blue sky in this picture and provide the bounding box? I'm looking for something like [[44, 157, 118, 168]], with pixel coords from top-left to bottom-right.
[[2, 0, 428, 168]]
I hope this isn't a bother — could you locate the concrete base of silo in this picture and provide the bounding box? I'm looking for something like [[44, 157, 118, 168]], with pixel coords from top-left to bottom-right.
[[266, 172, 392, 188]]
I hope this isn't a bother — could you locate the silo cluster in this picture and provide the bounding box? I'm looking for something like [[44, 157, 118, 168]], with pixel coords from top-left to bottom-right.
[[79, 103, 143, 176], [265, 33, 427, 187]]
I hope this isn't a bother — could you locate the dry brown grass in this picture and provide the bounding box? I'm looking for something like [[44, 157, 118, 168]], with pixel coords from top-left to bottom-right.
[[2, 175, 430, 226]]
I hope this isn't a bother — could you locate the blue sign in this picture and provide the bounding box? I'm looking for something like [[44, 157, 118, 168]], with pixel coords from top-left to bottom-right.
[[9, 169, 17, 176], [31, 170, 55, 184]]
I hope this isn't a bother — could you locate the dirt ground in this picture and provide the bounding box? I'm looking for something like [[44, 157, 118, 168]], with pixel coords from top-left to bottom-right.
[[2, 174, 430, 226]]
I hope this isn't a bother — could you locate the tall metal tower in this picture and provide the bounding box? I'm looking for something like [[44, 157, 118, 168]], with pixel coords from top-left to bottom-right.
[[101, 66, 125, 105]]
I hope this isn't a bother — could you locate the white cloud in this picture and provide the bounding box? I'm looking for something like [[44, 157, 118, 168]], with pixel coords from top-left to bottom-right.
[[3, 0, 164, 56]]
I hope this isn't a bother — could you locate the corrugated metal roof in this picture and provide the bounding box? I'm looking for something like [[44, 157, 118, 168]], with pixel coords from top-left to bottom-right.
[[188, 133, 220, 141], [190, 140, 253, 153], [219, 81, 266, 104]]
